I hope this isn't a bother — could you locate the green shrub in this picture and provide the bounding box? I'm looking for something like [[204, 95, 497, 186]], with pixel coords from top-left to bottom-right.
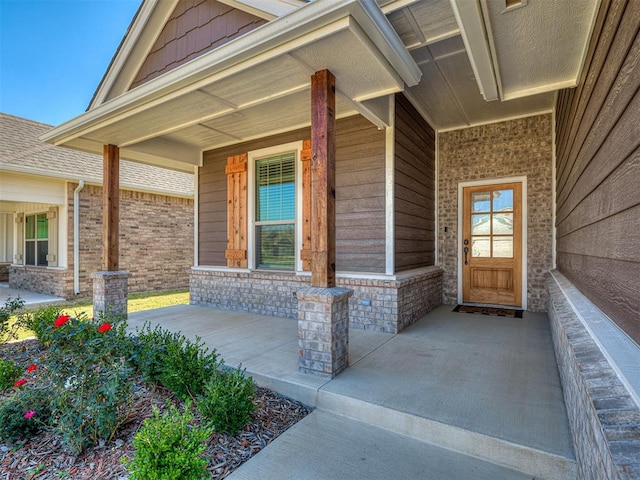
[[15, 304, 63, 344], [43, 312, 134, 453], [0, 297, 25, 342], [0, 388, 50, 443], [0, 359, 22, 391], [124, 401, 212, 480], [132, 324, 219, 400], [197, 366, 256, 435]]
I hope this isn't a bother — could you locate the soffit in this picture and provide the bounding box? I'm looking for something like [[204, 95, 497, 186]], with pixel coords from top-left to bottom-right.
[[49, 0, 601, 169], [43, 0, 419, 171]]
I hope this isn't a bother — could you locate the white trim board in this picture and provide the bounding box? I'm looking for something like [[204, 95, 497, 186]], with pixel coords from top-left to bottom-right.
[[457, 176, 528, 310]]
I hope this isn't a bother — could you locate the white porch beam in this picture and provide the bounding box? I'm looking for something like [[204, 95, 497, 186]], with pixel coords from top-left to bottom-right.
[[449, 0, 499, 101]]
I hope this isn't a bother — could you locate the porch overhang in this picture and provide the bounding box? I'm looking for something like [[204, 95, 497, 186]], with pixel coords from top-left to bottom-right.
[[40, 0, 421, 172]]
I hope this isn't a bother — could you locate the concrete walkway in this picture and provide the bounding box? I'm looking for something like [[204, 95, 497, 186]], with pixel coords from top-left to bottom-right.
[[128, 304, 576, 479], [0, 284, 65, 306]]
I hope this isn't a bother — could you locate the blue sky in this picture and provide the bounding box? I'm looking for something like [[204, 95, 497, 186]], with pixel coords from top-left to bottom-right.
[[0, 0, 141, 126]]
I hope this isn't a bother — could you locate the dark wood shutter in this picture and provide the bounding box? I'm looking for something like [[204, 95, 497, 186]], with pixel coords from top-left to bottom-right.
[[300, 139, 312, 271], [225, 154, 248, 268]]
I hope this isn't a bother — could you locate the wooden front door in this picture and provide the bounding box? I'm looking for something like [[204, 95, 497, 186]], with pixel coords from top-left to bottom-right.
[[462, 182, 522, 307]]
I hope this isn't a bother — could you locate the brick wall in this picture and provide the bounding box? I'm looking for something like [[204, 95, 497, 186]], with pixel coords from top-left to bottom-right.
[[71, 184, 193, 296], [10, 183, 194, 299], [548, 271, 640, 479], [437, 114, 553, 311], [9, 266, 71, 297], [190, 266, 442, 333]]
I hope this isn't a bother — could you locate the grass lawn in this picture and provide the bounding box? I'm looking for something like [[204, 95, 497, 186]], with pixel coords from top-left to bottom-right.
[[10, 288, 189, 340]]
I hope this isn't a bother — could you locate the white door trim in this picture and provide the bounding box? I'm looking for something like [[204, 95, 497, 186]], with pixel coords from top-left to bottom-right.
[[457, 176, 528, 310]]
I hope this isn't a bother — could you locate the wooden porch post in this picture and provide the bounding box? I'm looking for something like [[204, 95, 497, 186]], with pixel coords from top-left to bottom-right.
[[297, 69, 351, 377], [93, 144, 128, 317], [311, 69, 336, 288], [103, 144, 119, 271]]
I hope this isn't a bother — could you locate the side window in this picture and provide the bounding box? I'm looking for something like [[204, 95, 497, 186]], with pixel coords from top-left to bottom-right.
[[255, 152, 296, 270], [25, 213, 48, 266]]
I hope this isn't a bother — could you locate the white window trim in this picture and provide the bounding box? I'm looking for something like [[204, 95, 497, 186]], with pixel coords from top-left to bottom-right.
[[247, 141, 303, 272], [23, 211, 52, 267]]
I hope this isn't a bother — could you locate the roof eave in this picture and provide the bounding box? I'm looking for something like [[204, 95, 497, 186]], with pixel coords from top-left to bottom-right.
[[41, 0, 420, 150]]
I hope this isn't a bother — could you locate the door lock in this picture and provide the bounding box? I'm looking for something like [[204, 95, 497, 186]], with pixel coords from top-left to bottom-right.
[[463, 244, 469, 265]]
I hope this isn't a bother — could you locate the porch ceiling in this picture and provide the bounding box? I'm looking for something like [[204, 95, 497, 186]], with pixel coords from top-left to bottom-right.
[[41, 0, 419, 172], [41, 0, 600, 169]]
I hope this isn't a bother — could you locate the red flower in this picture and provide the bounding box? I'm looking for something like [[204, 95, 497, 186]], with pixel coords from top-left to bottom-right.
[[24, 411, 36, 419], [26, 364, 37, 373], [13, 378, 27, 388], [97, 323, 112, 333], [54, 315, 70, 328]]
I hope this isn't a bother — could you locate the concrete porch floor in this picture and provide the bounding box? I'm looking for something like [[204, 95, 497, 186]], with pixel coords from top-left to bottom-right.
[[128, 304, 576, 479], [0, 284, 65, 306]]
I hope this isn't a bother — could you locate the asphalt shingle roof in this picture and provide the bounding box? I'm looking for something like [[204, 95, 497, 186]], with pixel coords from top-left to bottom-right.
[[0, 113, 194, 197]]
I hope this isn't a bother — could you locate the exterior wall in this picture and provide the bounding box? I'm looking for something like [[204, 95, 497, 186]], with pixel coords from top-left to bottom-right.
[[199, 115, 386, 273], [10, 183, 194, 298], [548, 271, 640, 480], [190, 266, 442, 333], [8, 266, 70, 297], [131, 0, 266, 89], [72, 184, 194, 296], [438, 114, 553, 311], [554, 0, 640, 343], [394, 93, 436, 271]]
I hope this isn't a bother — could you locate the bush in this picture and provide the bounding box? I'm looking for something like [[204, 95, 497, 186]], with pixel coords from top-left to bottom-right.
[[0, 297, 25, 342], [197, 366, 256, 435], [0, 388, 50, 444], [124, 401, 212, 480], [132, 324, 219, 401], [43, 312, 134, 453], [15, 304, 63, 344], [0, 359, 22, 391]]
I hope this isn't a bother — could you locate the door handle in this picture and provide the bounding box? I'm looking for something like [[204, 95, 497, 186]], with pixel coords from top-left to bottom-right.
[[464, 246, 469, 265]]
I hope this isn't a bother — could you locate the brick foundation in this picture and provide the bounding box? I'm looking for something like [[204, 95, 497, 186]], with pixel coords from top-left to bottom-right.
[[297, 286, 352, 377], [8, 266, 71, 297], [190, 266, 442, 333], [92, 271, 129, 318], [548, 271, 640, 479]]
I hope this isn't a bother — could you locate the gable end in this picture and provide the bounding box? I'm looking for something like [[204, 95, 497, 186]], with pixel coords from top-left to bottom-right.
[[131, 0, 267, 89]]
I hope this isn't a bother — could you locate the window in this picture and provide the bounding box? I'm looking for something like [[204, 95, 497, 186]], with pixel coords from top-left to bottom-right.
[[25, 213, 49, 266], [255, 152, 296, 270]]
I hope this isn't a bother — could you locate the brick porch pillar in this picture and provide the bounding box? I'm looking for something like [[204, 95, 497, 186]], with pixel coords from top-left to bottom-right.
[[297, 286, 352, 377], [92, 271, 128, 318]]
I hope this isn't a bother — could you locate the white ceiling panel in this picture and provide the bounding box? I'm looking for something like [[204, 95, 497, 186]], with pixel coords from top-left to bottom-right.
[[480, 0, 600, 100]]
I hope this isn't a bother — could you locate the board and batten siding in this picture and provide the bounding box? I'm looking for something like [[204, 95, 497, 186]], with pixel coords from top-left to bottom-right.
[[131, 0, 266, 89], [555, 0, 640, 342], [394, 93, 436, 271], [199, 115, 386, 273]]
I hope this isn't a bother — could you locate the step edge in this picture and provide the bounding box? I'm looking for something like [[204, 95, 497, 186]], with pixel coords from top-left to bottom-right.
[[317, 389, 577, 480]]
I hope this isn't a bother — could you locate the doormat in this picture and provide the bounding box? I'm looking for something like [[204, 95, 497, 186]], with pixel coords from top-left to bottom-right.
[[453, 305, 524, 318]]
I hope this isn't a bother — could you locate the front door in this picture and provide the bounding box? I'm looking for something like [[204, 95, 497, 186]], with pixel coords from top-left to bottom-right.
[[462, 182, 522, 307]]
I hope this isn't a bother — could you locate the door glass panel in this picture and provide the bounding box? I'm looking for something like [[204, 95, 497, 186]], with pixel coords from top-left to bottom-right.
[[492, 213, 513, 234], [471, 237, 490, 257], [493, 237, 513, 258], [493, 189, 513, 212], [471, 214, 490, 235], [471, 192, 491, 212]]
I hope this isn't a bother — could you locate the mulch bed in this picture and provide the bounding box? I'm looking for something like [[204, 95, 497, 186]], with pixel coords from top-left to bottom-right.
[[0, 339, 312, 479]]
